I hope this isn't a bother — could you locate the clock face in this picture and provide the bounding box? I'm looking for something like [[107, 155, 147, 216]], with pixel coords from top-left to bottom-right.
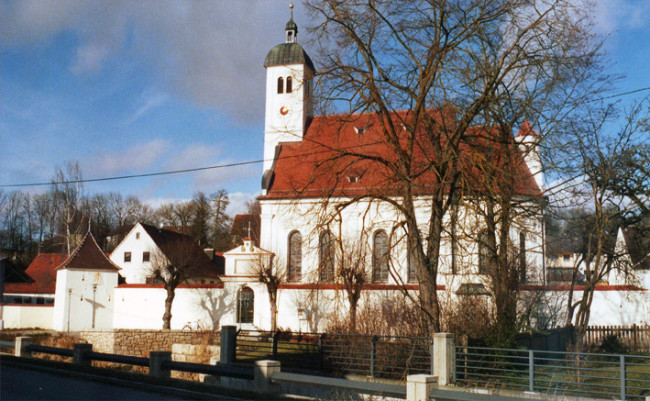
[[280, 106, 289, 115]]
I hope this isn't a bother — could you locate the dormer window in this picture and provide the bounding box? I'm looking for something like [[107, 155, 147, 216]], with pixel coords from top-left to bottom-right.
[[347, 174, 361, 183], [277, 77, 284, 94], [286, 76, 292, 93], [354, 127, 366, 135]]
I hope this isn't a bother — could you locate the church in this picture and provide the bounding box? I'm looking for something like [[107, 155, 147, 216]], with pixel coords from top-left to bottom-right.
[[219, 14, 545, 331]]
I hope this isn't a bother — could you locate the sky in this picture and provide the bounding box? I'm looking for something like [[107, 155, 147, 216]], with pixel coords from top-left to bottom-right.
[[1, 1, 649, 215]]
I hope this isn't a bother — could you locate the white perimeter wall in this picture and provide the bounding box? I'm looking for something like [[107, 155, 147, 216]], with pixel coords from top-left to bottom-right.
[[113, 287, 231, 330], [1, 305, 53, 329]]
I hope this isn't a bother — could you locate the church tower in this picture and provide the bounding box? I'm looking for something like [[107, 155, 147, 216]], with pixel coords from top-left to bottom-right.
[[262, 5, 315, 177]]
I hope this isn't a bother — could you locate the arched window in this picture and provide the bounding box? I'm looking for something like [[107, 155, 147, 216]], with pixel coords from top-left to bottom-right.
[[237, 287, 254, 324], [277, 77, 284, 94], [319, 231, 335, 282], [286, 76, 293, 93], [288, 231, 302, 282], [478, 230, 491, 274], [519, 232, 527, 283], [372, 230, 389, 283], [407, 245, 418, 283]]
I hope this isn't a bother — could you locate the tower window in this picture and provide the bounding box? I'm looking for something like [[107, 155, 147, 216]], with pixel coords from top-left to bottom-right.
[[286, 76, 293, 93], [277, 77, 284, 94]]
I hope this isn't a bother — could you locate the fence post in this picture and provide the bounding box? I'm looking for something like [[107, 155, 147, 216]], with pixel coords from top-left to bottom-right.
[[406, 374, 438, 401], [73, 343, 93, 366], [254, 360, 281, 394], [620, 354, 626, 401], [632, 324, 638, 352], [149, 351, 171, 379], [272, 331, 280, 358], [318, 334, 325, 371], [433, 333, 455, 386], [220, 325, 237, 364], [15, 336, 32, 357], [528, 350, 535, 393], [370, 336, 378, 378]]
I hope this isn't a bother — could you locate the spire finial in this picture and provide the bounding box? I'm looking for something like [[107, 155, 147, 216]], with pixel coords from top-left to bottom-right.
[[285, 4, 298, 43]]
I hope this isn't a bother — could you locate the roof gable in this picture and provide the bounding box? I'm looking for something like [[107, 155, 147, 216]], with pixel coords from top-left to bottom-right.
[[56, 232, 120, 271]]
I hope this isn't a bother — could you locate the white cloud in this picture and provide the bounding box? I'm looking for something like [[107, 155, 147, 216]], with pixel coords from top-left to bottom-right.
[[0, 0, 307, 124], [126, 90, 170, 125], [592, 0, 650, 35], [226, 191, 259, 216], [86, 139, 170, 176], [70, 42, 112, 75]]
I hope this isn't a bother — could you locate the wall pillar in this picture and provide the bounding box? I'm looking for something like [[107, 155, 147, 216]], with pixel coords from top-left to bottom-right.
[[149, 351, 172, 379], [73, 343, 93, 366], [406, 374, 438, 401], [15, 336, 32, 357], [220, 325, 237, 364], [254, 360, 281, 394], [433, 333, 455, 385]]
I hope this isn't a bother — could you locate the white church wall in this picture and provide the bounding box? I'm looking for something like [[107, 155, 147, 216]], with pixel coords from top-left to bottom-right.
[[260, 196, 545, 290]]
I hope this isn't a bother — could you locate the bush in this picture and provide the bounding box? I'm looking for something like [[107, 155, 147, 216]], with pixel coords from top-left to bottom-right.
[[596, 334, 629, 354]]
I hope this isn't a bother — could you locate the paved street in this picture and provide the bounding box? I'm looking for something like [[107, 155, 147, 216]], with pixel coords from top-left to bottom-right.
[[0, 360, 247, 401]]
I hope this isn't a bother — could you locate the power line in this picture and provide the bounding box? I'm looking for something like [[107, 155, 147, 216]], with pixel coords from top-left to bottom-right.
[[0, 140, 384, 189], [3, 86, 649, 189], [586, 86, 650, 103]]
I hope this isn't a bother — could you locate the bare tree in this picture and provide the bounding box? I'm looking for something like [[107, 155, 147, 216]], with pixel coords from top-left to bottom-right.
[[51, 161, 84, 254], [252, 253, 284, 331], [149, 236, 214, 329], [336, 239, 368, 330], [554, 101, 649, 350], [302, 0, 605, 332]]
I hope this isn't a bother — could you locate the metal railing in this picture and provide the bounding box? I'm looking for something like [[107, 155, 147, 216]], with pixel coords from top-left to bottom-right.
[[236, 330, 433, 380], [18, 342, 253, 381], [455, 345, 650, 400]]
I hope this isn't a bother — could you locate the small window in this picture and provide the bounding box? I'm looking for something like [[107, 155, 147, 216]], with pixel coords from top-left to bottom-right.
[[277, 77, 284, 94], [136, 232, 140, 239], [563, 254, 570, 261], [237, 287, 254, 324], [124, 252, 132, 263], [143, 252, 150, 262], [286, 76, 292, 93]]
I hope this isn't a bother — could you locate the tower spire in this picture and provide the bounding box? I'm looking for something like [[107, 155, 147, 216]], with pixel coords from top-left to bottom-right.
[[286, 3, 297, 43]]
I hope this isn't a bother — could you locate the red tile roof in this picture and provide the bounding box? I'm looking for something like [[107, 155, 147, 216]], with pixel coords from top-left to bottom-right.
[[262, 110, 542, 200], [56, 232, 120, 271], [3, 253, 66, 294]]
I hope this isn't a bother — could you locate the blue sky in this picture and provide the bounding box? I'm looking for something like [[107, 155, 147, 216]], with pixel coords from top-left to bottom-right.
[[1, 1, 649, 214]]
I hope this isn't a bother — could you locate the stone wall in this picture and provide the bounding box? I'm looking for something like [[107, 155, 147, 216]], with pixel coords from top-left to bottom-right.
[[79, 329, 219, 357]]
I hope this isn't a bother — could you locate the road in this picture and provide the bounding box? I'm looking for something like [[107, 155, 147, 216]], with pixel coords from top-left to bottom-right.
[[0, 359, 250, 401]]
